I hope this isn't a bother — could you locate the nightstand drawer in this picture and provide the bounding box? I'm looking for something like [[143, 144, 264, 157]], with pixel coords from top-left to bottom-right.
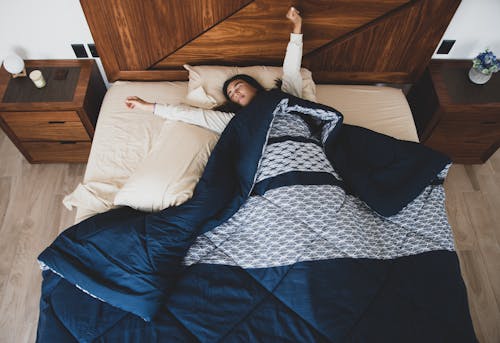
[[429, 119, 500, 145], [0, 111, 89, 141], [444, 111, 500, 123], [23, 141, 91, 163], [424, 139, 491, 163], [425, 125, 495, 163]]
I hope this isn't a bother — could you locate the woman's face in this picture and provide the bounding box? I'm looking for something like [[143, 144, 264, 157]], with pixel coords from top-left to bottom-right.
[[226, 79, 257, 107]]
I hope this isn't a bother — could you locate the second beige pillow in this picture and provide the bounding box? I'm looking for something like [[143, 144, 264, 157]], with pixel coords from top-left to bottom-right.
[[114, 120, 219, 212]]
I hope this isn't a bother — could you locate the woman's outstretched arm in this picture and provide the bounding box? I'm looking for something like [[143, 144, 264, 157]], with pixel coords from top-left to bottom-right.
[[125, 96, 234, 134], [282, 7, 304, 98]]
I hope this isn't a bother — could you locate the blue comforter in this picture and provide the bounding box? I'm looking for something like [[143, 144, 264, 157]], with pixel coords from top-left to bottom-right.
[[37, 90, 476, 342]]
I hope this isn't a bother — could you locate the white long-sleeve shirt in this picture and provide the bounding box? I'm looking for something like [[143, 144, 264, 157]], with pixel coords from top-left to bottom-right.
[[154, 33, 304, 134]]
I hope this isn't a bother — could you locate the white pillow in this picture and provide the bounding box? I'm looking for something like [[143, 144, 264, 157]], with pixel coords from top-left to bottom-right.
[[114, 120, 219, 212], [183, 64, 317, 109]]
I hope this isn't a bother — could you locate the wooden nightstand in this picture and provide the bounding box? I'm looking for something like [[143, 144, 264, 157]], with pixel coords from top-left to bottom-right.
[[407, 60, 500, 164], [0, 59, 106, 163]]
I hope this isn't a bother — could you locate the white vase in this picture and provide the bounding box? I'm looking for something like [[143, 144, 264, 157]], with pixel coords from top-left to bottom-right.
[[468, 67, 492, 84]]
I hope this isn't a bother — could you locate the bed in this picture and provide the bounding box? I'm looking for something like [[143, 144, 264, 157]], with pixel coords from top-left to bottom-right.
[[36, 1, 476, 342], [37, 80, 476, 342], [63, 81, 420, 224]]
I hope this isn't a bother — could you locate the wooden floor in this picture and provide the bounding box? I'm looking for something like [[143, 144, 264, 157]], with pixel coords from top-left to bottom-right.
[[444, 150, 500, 343], [0, 129, 499, 343]]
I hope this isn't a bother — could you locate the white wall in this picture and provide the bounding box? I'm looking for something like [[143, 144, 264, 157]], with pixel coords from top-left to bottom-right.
[[433, 0, 500, 59], [0, 0, 109, 85]]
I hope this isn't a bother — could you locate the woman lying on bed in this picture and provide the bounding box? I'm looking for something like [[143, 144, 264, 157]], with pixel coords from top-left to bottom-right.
[[125, 6, 304, 134]]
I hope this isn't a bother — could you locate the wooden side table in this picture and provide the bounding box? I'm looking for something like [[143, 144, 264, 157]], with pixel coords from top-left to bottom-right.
[[0, 59, 106, 163], [407, 59, 500, 164]]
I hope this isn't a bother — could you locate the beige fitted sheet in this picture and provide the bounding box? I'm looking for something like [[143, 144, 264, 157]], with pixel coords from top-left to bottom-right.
[[316, 85, 418, 142], [66, 82, 418, 223]]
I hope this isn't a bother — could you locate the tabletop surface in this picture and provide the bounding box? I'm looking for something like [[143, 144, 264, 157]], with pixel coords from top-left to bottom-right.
[[431, 60, 500, 105], [2, 67, 81, 104]]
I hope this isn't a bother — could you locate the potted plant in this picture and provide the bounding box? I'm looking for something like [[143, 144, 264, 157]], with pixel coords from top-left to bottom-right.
[[468, 49, 500, 84]]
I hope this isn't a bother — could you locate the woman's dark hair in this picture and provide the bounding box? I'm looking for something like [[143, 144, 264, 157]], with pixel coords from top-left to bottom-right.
[[213, 101, 243, 113], [217, 74, 282, 112], [222, 74, 265, 102]]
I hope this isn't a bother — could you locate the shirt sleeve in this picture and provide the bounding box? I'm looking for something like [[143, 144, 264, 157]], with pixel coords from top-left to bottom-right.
[[153, 103, 234, 134], [281, 33, 303, 98]]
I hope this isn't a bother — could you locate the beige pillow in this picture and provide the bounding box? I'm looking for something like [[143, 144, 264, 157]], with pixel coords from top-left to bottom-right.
[[113, 120, 219, 212], [183, 64, 317, 109], [315, 85, 419, 142]]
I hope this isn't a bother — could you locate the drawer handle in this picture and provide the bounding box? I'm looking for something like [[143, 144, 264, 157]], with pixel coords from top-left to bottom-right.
[[480, 121, 497, 125], [60, 141, 77, 144], [48, 121, 66, 124]]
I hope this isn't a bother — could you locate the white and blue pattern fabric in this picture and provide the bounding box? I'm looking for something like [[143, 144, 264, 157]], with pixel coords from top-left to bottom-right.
[[437, 163, 452, 180], [269, 114, 312, 138], [270, 99, 341, 143], [255, 141, 335, 183], [288, 103, 341, 143], [185, 100, 454, 268], [185, 183, 454, 268]]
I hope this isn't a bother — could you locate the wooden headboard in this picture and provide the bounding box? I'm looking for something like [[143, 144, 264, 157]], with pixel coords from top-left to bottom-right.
[[80, 0, 460, 84]]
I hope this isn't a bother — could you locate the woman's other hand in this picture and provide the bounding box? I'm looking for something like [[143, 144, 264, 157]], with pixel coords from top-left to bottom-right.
[[125, 96, 155, 112], [286, 7, 302, 34]]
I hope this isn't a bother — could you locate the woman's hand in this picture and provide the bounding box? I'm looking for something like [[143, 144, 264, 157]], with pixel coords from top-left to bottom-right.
[[286, 7, 302, 34], [125, 96, 155, 112]]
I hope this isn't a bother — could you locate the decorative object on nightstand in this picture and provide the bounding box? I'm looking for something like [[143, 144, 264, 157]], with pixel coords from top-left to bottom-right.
[[0, 59, 106, 163], [29, 70, 47, 88], [2, 54, 27, 78], [407, 59, 500, 164], [468, 49, 499, 85]]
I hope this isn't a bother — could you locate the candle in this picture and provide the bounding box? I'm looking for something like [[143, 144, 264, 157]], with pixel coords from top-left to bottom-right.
[[29, 70, 46, 88]]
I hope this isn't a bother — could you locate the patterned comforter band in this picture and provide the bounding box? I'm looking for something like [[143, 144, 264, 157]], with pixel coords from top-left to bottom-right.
[[185, 95, 454, 269]]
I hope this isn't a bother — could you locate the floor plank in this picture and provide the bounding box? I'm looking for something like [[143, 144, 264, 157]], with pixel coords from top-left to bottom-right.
[[0, 128, 498, 342], [0, 131, 85, 343], [445, 161, 500, 343]]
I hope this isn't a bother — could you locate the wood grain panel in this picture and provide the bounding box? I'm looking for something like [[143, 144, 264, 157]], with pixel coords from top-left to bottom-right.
[[113, 69, 189, 81], [425, 139, 491, 164], [303, 0, 461, 83], [23, 142, 91, 163], [429, 121, 500, 145], [80, 0, 252, 80], [0, 128, 87, 342], [82, 61, 108, 132], [0, 176, 10, 232], [1, 111, 90, 142], [80, 0, 460, 84], [155, 0, 409, 68]]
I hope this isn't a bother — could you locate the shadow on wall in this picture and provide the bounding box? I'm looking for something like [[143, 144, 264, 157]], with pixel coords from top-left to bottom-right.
[[11, 46, 28, 60], [461, 40, 483, 57]]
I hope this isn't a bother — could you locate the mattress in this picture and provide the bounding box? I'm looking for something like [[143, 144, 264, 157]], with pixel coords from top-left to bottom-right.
[[64, 81, 419, 223]]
